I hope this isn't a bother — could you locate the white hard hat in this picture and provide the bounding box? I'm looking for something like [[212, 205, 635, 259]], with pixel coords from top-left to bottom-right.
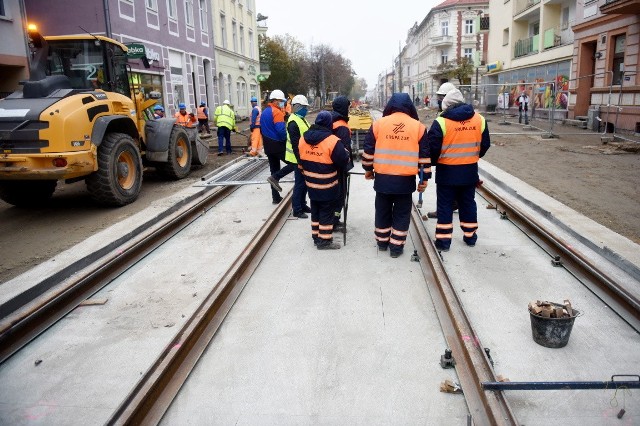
[[436, 82, 456, 96], [223, 99, 230, 105], [291, 94, 309, 106], [269, 89, 285, 100]]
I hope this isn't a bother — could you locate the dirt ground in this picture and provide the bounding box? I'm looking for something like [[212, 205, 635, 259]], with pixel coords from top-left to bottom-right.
[[1, 116, 639, 284]]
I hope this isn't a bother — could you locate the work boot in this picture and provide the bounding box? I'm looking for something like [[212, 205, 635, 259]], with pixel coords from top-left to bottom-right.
[[390, 249, 403, 258], [427, 211, 438, 219], [378, 244, 388, 252], [272, 196, 283, 205], [267, 176, 282, 192], [334, 220, 345, 233], [302, 205, 311, 213], [317, 240, 341, 250], [293, 211, 309, 219]]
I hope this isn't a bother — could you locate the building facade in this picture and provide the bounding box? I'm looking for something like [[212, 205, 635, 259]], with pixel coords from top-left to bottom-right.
[[485, 0, 576, 116], [24, 0, 216, 117], [211, 0, 260, 119], [570, 0, 639, 133], [394, 0, 489, 106], [0, 0, 29, 97]]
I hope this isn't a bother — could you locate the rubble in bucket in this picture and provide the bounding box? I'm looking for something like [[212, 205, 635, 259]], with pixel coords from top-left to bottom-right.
[[528, 299, 574, 318]]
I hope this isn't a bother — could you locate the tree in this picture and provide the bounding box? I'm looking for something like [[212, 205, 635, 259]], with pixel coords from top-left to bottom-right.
[[306, 44, 355, 104], [259, 34, 306, 97], [349, 77, 368, 101], [436, 57, 475, 86]]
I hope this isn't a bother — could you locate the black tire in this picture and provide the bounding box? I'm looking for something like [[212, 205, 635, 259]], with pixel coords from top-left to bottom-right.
[[157, 127, 192, 180], [0, 180, 57, 207], [86, 132, 143, 206]]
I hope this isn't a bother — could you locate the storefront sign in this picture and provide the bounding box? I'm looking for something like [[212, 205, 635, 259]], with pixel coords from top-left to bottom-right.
[[486, 61, 502, 73], [146, 47, 160, 62], [126, 43, 146, 59], [257, 74, 267, 82]]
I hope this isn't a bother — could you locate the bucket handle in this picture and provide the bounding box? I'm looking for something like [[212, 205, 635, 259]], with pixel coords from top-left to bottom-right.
[[611, 375, 640, 383]]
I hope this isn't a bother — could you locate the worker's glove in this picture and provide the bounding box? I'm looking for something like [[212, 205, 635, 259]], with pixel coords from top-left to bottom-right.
[[476, 179, 484, 188], [417, 181, 428, 193], [364, 171, 375, 180]]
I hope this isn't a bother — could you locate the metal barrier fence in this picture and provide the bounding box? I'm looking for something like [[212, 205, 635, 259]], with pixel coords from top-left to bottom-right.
[[455, 72, 639, 142]]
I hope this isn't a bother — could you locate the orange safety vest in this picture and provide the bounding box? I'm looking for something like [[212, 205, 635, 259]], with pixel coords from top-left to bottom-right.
[[435, 113, 484, 165], [371, 112, 427, 176], [299, 134, 340, 190], [174, 112, 196, 128], [332, 119, 352, 137], [196, 106, 207, 119]]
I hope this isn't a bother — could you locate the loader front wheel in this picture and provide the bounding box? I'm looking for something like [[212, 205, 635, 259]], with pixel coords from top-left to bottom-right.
[[157, 127, 192, 180], [0, 180, 57, 207], [86, 132, 143, 206]]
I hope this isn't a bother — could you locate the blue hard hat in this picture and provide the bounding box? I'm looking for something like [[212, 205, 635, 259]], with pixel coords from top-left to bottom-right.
[[153, 104, 164, 111], [200, 101, 206, 106], [250, 97, 258, 102], [178, 103, 186, 109]]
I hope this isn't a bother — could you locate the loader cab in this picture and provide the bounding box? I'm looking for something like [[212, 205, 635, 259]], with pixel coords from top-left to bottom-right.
[[40, 36, 131, 97]]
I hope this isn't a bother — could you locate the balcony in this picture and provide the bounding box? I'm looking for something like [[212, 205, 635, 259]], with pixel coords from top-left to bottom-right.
[[514, 0, 541, 16], [431, 35, 453, 46], [542, 24, 574, 50], [461, 33, 477, 44], [514, 34, 539, 58], [600, 0, 640, 14]]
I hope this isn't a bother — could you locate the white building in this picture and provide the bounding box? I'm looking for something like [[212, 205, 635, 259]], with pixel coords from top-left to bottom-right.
[[211, 0, 261, 119]]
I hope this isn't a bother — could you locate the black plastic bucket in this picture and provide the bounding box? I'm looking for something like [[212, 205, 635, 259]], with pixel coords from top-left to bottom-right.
[[529, 308, 579, 348]]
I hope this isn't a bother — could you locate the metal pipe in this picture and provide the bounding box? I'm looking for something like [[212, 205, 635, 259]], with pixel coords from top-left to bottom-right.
[[483, 376, 640, 391], [102, 0, 112, 38]]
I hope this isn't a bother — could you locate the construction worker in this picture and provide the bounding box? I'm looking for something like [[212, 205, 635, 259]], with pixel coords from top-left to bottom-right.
[[174, 103, 197, 127], [214, 100, 236, 156], [153, 104, 165, 119], [248, 96, 263, 156], [436, 81, 456, 113], [285, 94, 312, 218], [330, 95, 354, 232], [362, 93, 431, 258], [196, 101, 210, 135], [427, 81, 458, 219], [427, 88, 491, 252], [298, 111, 351, 250], [262, 89, 295, 204]]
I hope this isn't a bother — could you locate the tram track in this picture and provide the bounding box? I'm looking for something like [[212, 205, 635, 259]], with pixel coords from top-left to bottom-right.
[[0, 158, 269, 364], [0, 158, 638, 424]]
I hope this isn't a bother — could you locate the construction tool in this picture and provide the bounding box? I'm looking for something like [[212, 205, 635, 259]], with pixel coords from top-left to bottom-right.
[[343, 172, 351, 245], [417, 165, 424, 208]]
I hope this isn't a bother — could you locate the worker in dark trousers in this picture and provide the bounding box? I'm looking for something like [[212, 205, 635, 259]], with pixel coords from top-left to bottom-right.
[[362, 93, 431, 258], [427, 89, 491, 251], [262, 89, 294, 204], [285, 94, 312, 218], [330, 95, 354, 232], [298, 111, 351, 250]]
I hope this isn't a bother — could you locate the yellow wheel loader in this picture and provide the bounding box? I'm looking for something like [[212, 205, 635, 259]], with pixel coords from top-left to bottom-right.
[[0, 28, 207, 207]]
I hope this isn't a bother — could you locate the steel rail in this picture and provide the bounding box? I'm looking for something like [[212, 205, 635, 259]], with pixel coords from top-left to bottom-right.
[[107, 193, 293, 425], [476, 183, 640, 331], [408, 206, 519, 426], [0, 160, 267, 364]]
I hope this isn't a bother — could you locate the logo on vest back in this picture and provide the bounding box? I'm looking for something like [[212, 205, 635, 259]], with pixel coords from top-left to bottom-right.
[[392, 123, 405, 134]]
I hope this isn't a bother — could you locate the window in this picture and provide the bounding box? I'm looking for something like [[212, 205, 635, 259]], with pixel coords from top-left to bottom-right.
[[464, 48, 473, 59], [167, 0, 177, 18], [250, 83, 257, 100], [465, 19, 474, 34], [0, 0, 5, 17], [612, 34, 626, 85], [232, 20, 238, 52], [226, 74, 233, 104], [441, 50, 448, 64], [503, 28, 509, 45], [561, 7, 569, 30], [441, 21, 449, 36], [185, 0, 194, 27], [239, 25, 245, 54], [119, 0, 135, 21], [199, 0, 207, 31], [220, 14, 227, 49], [146, 0, 157, 10], [248, 30, 254, 59], [530, 22, 539, 37]]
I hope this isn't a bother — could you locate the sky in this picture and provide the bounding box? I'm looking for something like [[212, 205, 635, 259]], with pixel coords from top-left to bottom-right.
[[256, 0, 444, 92]]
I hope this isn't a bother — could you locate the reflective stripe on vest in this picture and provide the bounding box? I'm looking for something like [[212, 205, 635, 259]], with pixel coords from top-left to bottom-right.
[[285, 113, 310, 164], [197, 106, 207, 119], [215, 105, 235, 129], [435, 113, 485, 165], [371, 112, 425, 176], [299, 134, 340, 190], [332, 119, 352, 137]]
